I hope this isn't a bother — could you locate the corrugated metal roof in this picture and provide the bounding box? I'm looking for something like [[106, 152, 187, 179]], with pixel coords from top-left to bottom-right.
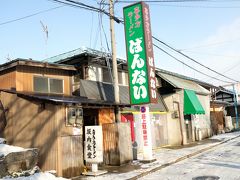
[[157, 72, 210, 95], [73, 80, 167, 112], [156, 68, 215, 88], [44, 47, 216, 90], [45, 46, 126, 64], [74, 79, 129, 104], [0, 89, 128, 106], [0, 59, 76, 72]]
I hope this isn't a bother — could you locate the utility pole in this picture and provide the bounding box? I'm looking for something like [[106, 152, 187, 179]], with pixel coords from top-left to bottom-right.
[[109, 0, 120, 122]]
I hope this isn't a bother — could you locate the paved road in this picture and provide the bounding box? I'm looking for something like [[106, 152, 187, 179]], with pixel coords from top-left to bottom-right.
[[140, 136, 240, 180]]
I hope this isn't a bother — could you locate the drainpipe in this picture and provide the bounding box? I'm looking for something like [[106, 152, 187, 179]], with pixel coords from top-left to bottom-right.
[[233, 84, 239, 129], [211, 88, 217, 135], [173, 101, 184, 145]]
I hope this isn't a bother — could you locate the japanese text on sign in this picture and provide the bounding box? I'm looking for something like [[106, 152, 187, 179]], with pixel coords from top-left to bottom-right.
[[124, 2, 157, 105], [84, 126, 103, 163]]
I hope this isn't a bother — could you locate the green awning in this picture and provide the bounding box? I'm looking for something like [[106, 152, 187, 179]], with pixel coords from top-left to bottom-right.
[[184, 89, 205, 115]]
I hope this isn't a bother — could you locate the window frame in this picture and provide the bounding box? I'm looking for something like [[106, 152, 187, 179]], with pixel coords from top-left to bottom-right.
[[49, 77, 64, 94], [66, 107, 83, 127], [33, 75, 64, 94]]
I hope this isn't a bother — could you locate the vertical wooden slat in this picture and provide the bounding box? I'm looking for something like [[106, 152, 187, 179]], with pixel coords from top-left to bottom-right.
[[61, 136, 83, 178], [102, 123, 120, 165]]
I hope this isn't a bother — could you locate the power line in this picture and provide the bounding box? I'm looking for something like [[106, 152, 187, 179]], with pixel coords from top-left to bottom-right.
[[204, 59, 240, 82], [51, 0, 122, 23], [0, 6, 63, 26], [117, 0, 240, 3], [119, 17, 238, 83], [182, 50, 240, 59], [117, 0, 213, 3], [153, 43, 233, 83], [116, 0, 240, 8], [153, 36, 239, 83], [148, 4, 240, 8], [179, 37, 240, 51], [50, 0, 101, 12]]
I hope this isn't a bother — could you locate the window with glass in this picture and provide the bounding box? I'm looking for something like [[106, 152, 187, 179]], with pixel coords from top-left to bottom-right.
[[33, 76, 63, 94], [102, 68, 112, 83], [34, 76, 48, 93], [66, 107, 83, 127], [118, 71, 123, 85], [50, 78, 63, 94]]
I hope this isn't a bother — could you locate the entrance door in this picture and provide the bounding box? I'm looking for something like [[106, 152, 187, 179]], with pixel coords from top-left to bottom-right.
[[184, 115, 193, 143]]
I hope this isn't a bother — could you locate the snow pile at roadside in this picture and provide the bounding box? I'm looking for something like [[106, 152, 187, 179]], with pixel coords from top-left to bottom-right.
[[0, 144, 26, 156], [1, 172, 69, 180], [0, 138, 25, 157], [0, 138, 6, 144]]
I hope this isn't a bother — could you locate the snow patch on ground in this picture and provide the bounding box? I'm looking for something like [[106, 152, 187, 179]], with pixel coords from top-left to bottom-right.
[[1, 172, 69, 180]]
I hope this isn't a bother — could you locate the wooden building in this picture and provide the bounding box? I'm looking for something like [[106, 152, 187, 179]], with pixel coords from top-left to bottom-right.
[[46, 47, 169, 152], [0, 59, 128, 177]]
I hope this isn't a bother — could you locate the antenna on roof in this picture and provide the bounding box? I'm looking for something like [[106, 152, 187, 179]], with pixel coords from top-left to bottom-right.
[[40, 20, 48, 60], [6, 54, 12, 62]]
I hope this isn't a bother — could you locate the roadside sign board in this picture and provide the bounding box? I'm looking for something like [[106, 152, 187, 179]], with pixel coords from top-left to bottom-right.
[[84, 126, 103, 163]]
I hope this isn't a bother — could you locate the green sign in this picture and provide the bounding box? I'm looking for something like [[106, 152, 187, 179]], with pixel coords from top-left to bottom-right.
[[123, 2, 157, 105]]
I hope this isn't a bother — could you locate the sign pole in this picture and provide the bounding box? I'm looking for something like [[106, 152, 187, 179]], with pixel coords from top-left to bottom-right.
[[140, 105, 155, 161], [91, 163, 98, 173]]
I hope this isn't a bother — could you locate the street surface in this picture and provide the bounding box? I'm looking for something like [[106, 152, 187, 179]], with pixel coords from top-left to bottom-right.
[[140, 136, 240, 180]]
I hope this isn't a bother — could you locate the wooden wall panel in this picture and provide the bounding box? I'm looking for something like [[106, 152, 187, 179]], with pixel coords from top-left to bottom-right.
[[16, 66, 72, 95], [0, 92, 59, 172], [0, 71, 16, 90], [98, 108, 115, 125], [102, 123, 119, 165], [57, 106, 75, 136], [61, 136, 83, 178]]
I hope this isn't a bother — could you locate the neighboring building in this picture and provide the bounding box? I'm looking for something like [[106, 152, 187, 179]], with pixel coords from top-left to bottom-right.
[[156, 69, 211, 145], [210, 100, 231, 134], [215, 87, 235, 103], [0, 59, 129, 177]]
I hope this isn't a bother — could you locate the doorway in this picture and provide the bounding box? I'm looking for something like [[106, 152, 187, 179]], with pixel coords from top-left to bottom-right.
[[184, 115, 193, 143]]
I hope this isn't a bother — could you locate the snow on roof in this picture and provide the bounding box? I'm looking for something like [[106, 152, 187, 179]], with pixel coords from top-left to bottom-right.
[[0, 144, 26, 156], [2, 172, 68, 180]]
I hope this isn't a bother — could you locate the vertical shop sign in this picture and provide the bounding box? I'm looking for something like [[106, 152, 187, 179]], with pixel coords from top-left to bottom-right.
[[124, 2, 157, 105], [84, 126, 103, 163]]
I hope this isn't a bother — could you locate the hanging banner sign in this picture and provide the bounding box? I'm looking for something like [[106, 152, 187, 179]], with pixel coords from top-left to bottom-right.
[[123, 2, 157, 105], [84, 126, 103, 163]]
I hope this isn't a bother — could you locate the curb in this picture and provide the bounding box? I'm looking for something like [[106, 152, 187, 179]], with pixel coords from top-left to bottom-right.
[[128, 134, 240, 180]]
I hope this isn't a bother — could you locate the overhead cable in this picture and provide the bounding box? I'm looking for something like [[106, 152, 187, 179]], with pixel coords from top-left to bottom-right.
[[51, 0, 123, 23], [153, 43, 233, 84], [153, 36, 239, 83], [0, 6, 63, 26]]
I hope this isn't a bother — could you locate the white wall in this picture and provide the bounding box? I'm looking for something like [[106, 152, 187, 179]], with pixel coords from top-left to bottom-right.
[[162, 92, 184, 146], [87, 66, 102, 82], [86, 65, 128, 85], [193, 94, 211, 139], [134, 113, 168, 152]]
